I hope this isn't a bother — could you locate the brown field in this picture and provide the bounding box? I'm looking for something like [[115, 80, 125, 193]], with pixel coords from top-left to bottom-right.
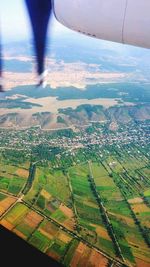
[[16, 168, 29, 179], [13, 229, 26, 239], [63, 218, 75, 231], [2, 204, 28, 225], [47, 202, 56, 213], [136, 258, 150, 267], [88, 250, 108, 267], [95, 225, 111, 241], [128, 198, 143, 204], [131, 203, 150, 213], [59, 204, 76, 230], [0, 218, 14, 230], [77, 246, 91, 267], [0, 197, 16, 216], [134, 248, 150, 267], [39, 228, 53, 240], [59, 204, 73, 218], [70, 242, 87, 267], [46, 250, 60, 261], [40, 220, 58, 236], [41, 189, 51, 200], [58, 231, 72, 243], [24, 210, 43, 228]]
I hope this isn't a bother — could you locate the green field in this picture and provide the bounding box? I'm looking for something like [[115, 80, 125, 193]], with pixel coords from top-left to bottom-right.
[[24, 167, 70, 206], [0, 142, 150, 267], [0, 162, 28, 196], [68, 163, 116, 256]]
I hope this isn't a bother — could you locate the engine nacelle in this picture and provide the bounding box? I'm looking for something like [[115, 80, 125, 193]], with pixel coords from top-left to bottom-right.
[[53, 0, 150, 49]]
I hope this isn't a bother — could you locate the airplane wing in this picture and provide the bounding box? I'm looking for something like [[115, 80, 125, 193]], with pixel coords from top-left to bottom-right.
[[53, 0, 150, 49]]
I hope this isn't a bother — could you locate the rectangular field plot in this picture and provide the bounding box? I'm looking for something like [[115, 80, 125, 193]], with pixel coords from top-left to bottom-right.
[[105, 156, 124, 174], [23, 166, 75, 231], [129, 198, 150, 228], [24, 167, 72, 226], [0, 203, 43, 239], [68, 163, 115, 256], [29, 219, 73, 262], [0, 195, 109, 266], [68, 164, 101, 221], [13, 210, 43, 239], [0, 193, 16, 216], [29, 230, 53, 252], [91, 163, 128, 214], [0, 203, 29, 230], [0, 163, 28, 196], [65, 241, 108, 267], [24, 167, 71, 205], [50, 205, 75, 231]]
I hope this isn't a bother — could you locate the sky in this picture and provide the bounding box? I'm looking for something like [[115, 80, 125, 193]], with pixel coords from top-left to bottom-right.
[[1, 0, 150, 59], [0, 0, 66, 42]]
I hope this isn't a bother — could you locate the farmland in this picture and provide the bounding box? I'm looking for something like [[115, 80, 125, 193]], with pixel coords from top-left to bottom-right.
[[0, 161, 29, 196], [0, 124, 150, 267]]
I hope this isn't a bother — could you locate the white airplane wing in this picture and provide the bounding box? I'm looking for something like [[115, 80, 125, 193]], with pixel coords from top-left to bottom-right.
[[53, 0, 150, 49]]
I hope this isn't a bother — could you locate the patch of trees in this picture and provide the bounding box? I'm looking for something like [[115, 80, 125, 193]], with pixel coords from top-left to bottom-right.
[[31, 144, 62, 162], [57, 116, 66, 124], [22, 163, 36, 195], [2, 149, 28, 164]]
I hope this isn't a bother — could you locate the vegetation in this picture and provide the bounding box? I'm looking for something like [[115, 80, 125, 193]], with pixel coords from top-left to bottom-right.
[[0, 99, 42, 109], [0, 128, 150, 267]]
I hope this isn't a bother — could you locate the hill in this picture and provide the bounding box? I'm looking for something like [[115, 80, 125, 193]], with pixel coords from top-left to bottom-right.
[[0, 104, 149, 130]]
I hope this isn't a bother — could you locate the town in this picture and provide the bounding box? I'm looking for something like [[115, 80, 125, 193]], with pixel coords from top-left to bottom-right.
[[0, 121, 149, 153]]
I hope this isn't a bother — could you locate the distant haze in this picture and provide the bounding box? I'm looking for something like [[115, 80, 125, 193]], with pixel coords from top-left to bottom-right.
[[1, 0, 150, 64], [0, 0, 67, 43]]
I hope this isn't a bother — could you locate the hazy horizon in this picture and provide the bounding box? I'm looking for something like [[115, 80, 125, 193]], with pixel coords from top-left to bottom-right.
[[1, 0, 69, 43], [1, 0, 150, 68]]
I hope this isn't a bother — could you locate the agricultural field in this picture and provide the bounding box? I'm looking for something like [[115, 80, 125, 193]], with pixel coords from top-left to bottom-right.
[[24, 166, 75, 231], [0, 192, 16, 216], [90, 162, 150, 266], [0, 202, 109, 267], [68, 163, 116, 257], [0, 142, 150, 267], [0, 161, 29, 196], [24, 167, 70, 205]]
